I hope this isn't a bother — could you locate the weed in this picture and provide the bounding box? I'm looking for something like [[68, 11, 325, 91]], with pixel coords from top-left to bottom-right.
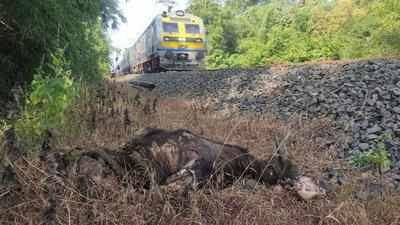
[[15, 49, 78, 151], [351, 133, 392, 174]]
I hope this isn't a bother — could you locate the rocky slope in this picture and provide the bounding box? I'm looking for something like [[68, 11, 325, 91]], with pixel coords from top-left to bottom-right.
[[269, 60, 400, 158]]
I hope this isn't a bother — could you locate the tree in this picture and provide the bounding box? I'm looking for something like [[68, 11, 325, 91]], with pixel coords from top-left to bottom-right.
[[0, 0, 124, 100], [189, 0, 400, 68]]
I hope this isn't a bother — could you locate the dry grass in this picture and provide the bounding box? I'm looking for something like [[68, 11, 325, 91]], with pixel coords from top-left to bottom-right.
[[1, 81, 400, 225]]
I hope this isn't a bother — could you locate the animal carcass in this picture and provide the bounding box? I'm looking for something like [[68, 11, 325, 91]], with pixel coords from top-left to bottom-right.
[[43, 128, 324, 200], [122, 128, 299, 190]]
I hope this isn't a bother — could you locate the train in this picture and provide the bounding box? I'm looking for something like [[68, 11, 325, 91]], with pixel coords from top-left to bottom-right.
[[114, 10, 207, 75]]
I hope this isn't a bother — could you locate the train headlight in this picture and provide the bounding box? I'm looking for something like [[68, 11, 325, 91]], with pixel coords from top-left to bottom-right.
[[176, 10, 185, 17], [177, 53, 189, 60]]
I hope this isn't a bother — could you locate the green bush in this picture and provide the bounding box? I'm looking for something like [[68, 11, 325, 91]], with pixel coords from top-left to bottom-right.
[[351, 134, 392, 173], [15, 50, 77, 150]]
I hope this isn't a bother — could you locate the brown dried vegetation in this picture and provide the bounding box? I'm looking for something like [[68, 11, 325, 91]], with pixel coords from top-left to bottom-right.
[[1, 81, 400, 225]]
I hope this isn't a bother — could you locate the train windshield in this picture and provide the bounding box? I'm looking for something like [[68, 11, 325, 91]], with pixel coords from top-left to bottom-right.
[[162, 22, 178, 33], [185, 24, 200, 34]]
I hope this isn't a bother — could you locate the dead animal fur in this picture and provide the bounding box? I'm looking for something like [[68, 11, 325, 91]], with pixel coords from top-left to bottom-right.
[[122, 128, 299, 189], [43, 128, 324, 200]]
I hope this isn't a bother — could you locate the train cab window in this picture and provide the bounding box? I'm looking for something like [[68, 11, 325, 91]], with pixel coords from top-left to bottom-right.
[[185, 24, 200, 34], [162, 22, 178, 33]]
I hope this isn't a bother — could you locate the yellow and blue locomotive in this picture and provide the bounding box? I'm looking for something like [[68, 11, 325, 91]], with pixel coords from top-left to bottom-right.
[[117, 10, 207, 74]]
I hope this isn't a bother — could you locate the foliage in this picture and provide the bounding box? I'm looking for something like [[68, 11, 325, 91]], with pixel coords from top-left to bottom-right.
[[0, 0, 123, 100], [351, 134, 392, 173], [15, 50, 78, 150], [188, 0, 400, 68], [0, 0, 124, 150]]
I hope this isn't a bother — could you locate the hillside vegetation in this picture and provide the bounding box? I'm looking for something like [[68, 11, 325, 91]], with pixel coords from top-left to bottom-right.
[[188, 0, 400, 68]]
